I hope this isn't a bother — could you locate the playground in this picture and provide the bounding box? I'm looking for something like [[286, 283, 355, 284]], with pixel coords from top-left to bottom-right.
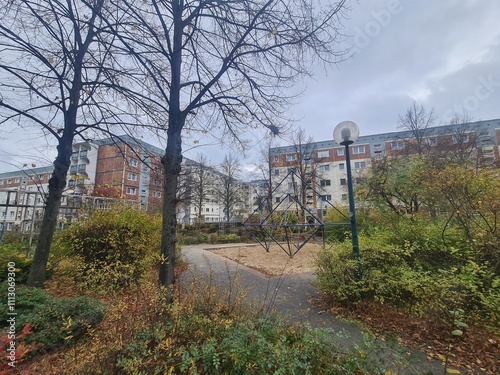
[[209, 243, 322, 276]]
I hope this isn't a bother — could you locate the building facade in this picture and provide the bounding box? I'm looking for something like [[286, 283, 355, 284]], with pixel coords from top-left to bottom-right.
[[269, 119, 500, 210], [3, 119, 499, 234], [0, 135, 255, 233]]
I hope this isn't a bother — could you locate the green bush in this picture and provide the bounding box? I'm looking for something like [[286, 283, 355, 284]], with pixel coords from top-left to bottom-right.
[[218, 233, 241, 243], [209, 233, 218, 244], [178, 235, 199, 245], [197, 232, 209, 243], [0, 240, 53, 284], [117, 311, 383, 374], [315, 230, 500, 330], [56, 205, 161, 289], [0, 285, 104, 350]]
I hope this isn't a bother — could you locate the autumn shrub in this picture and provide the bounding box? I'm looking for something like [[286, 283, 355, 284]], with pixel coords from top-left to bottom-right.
[[316, 228, 500, 331], [0, 240, 53, 284], [116, 274, 384, 375], [217, 233, 241, 243], [378, 214, 468, 270], [56, 205, 161, 290], [178, 235, 199, 245], [208, 232, 218, 244], [316, 238, 418, 306], [0, 285, 104, 352], [0, 323, 37, 372]]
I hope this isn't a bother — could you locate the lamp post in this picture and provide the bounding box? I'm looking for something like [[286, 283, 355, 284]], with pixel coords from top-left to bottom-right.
[[333, 121, 362, 278]]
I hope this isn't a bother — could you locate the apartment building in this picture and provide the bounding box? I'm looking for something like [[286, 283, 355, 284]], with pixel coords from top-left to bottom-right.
[[0, 166, 52, 235], [269, 119, 500, 211], [0, 135, 255, 232]]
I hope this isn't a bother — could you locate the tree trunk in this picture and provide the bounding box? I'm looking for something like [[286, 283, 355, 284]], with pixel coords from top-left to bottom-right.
[[27, 142, 72, 287], [158, 0, 184, 303], [159, 128, 183, 302]]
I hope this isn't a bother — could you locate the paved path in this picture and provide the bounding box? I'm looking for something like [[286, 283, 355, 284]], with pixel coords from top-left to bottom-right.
[[180, 243, 446, 375]]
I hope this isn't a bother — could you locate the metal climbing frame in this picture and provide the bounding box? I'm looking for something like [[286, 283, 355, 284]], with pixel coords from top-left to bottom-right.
[[243, 170, 351, 257]]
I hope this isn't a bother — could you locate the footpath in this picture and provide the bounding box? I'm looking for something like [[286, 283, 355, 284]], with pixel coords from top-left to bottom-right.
[[180, 243, 448, 375]]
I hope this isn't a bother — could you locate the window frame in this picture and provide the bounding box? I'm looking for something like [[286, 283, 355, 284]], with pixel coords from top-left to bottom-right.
[[126, 187, 137, 195], [354, 161, 366, 169], [352, 145, 365, 155], [318, 164, 330, 172], [317, 150, 330, 158]]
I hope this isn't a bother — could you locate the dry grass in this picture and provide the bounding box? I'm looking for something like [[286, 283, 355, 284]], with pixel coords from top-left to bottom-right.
[[208, 243, 322, 276]]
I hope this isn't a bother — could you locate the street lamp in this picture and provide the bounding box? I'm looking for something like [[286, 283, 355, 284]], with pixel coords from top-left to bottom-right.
[[333, 121, 361, 277]]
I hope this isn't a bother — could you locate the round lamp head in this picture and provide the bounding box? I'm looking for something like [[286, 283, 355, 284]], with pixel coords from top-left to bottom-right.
[[333, 121, 360, 145]]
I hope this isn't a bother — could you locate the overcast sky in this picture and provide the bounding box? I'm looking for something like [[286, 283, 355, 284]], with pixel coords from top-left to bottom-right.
[[1, 0, 500, 173], [287, 0, 500, 141]]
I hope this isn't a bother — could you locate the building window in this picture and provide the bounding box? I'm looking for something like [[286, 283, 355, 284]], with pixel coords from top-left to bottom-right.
[[339, 163, 345, 170], [0, 180, 3, 185], [354, 161, 366, 169], [14, 178, 20, 183], [452, 134, 469, 144], [274, 169, 280, 176], [352, 146, 365, 154], [275, 197, 280, 203], [341, 193, 348, 200], [206, 208, 210, 212], [77, 164, 86, 171], [286, 154, 296, 161], [152, 191, 162, 198], [127, 173, 137, 181], [318, 164, 330, 172], [340, 178, 347, 186], [391, 141, 405, 150], [154, 179, 162, 186], [317, 150, 329, 158], [129, 158, 138, 167], [38, 174, 45, 180], [373, 143, 382, 148], [320, 179, 331, 187], [10, 211, 15, 217], [336, 148, 344, 156], [425, 138, 437, 146], [322, 195, 332, 201], [273, 156, 279, 162], [126, 187, 137, 195], [7, 179, 12, 184]]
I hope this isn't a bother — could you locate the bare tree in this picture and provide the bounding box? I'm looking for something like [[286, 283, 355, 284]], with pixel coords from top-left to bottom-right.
[[252, 136, 278, 211], [217, 153, 242, 222], [398, 102, 436, 155], [0, 0, 147, 287], [283, 127, 326, 221], [186, 153, 212, 227], [107, 0, 350, 300], [438, 112, 481, 167], [291, 128, 314, 209]]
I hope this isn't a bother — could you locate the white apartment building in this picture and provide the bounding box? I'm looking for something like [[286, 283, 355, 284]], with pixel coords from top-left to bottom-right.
[[269, 119, 500, 214]]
